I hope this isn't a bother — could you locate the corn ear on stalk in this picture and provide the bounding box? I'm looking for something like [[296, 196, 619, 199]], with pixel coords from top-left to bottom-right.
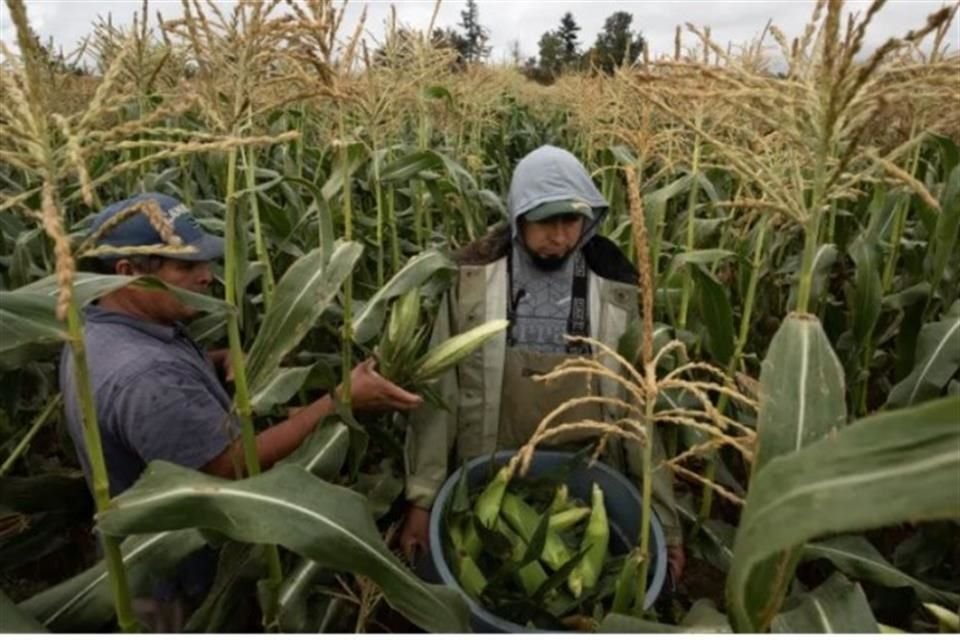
[[567, 483, 609, 597]]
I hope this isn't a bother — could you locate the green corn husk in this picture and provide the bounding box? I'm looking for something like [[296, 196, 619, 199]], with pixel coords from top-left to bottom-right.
[[501, 492, 574, 571], [567, 483, 609, 597], [474, 467, 511, 528], [549, 484, 571, 513], [457, 554, 488, 600], [549, 506, 592, 532], [496, 518, 549, 596], [413, 319, 509, 383], [386, 288, 421, 353]]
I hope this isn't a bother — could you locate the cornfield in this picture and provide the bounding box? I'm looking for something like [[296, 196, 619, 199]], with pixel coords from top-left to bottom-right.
[[1, 0, 958, 633]]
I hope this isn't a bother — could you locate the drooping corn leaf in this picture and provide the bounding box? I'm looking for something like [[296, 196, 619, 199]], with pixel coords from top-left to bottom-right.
[[351, 249, 455, 345], [727, 397, 960, 632], [770, 573, 877, 633], [803, 535, 959, 607], [97, 461, 469, 633], [887, 310, 960, 409], [0, 590, 45, 633], [267, 421, 350, 630], [0, 273, 230, 370], [246, 241, 363, 395], [20, 530, 207, 631], [738, 313, 848, 631]]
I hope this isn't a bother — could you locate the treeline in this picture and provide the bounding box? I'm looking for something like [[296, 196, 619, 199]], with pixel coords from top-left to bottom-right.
[[384, 1, 646, 83]]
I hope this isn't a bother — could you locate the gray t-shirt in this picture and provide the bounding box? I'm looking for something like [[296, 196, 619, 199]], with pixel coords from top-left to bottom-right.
[[60, 305, 238, 497]]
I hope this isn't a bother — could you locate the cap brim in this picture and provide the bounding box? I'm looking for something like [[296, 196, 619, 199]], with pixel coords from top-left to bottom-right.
[[152, 233, 224, 261], [182, 233, 225, 261], [522, 200, 594, 222]]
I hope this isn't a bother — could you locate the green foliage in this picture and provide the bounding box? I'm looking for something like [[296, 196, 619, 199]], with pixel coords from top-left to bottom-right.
[[587, 11, 646, 74]]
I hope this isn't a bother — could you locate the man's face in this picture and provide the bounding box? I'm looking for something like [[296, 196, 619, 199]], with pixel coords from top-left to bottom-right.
[[117, 258, 213, 323], [520, 213, 585, 268]]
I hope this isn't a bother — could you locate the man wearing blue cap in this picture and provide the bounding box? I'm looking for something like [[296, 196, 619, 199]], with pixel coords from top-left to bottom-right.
[[60, 193, 420, 629], [399, 146, 684, 585]]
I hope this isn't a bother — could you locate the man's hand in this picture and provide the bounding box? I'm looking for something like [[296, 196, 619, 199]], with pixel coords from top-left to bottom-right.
[[345, 359, 422, 413], [667, 544, 686, 585], [400, 504, 431, 564]]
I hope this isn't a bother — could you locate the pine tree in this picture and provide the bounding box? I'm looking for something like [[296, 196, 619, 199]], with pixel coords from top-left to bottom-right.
[[587, 11, 645, 74], [556, 12, 581, 67], [458, 0, 491, 63]]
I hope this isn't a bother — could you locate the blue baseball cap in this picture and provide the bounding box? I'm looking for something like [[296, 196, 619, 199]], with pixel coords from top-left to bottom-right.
[[88, 193, 224, 262]]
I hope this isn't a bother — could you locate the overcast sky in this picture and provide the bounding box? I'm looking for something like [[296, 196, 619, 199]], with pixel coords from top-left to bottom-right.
[[1, 1, 956, 64]]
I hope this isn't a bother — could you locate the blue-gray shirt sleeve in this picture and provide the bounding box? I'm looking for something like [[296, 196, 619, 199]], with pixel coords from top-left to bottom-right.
[[111, 362, 237, 472]]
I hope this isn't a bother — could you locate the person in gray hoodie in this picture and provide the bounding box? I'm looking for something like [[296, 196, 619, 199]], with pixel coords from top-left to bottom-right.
[[399, 145, 685, 583]]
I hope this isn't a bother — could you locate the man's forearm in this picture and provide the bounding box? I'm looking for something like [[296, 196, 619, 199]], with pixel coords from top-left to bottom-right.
[[204, 393, 336, 478], [256, 394, 336, 469]]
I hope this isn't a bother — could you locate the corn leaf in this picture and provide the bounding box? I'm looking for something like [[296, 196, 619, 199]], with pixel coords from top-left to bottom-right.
[[849, 235, 883, 346], [754, 312, 847, 471], [887, 310, 960, 409], [250, 366, 313, 414], [691, 265, 735, 366], [246, 241, 363, 395], [1, 273, 230, 369], [20, 530, 207, 631], [97, 461, 470, 633], [273, 422, 350, 631], [770, 573, 877, 633], [277, 421, 350, 479], [930, 165, 960, 297], [803, 535, 960, 607], [0, 590, 45, 633], [351, 249, 455, 345], [727, 397, 960, 632]]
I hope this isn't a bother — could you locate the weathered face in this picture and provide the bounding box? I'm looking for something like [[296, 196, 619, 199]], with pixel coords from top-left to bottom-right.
[[115, 257, 213, 323], [519, 213, 585, 263]]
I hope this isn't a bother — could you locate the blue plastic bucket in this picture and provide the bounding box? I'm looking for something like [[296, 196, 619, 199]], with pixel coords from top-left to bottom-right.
[[420, 450, 667, 633]]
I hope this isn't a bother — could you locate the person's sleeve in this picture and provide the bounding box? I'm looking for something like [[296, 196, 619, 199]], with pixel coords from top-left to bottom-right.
[[404, 293, 458, 509], [112, 362, 238, 472]]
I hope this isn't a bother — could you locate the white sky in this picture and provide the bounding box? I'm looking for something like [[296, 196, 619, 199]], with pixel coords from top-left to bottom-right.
[[0, 1, 957, 64]]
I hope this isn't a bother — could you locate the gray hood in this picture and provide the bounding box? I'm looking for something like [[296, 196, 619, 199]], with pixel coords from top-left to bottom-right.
[[506, 145, 609, 237]]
